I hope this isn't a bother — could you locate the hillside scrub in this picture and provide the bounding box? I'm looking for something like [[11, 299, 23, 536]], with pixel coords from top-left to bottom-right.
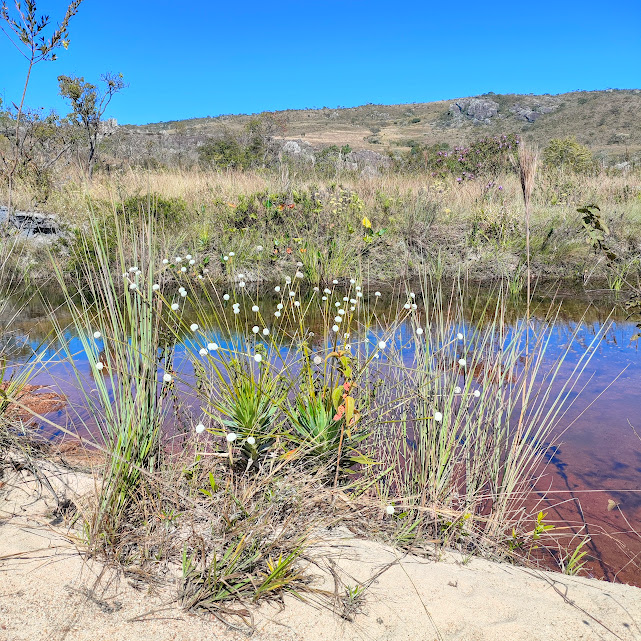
[[3, 163, 641, 288]]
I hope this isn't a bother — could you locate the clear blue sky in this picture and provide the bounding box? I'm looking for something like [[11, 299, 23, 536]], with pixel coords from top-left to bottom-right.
[[1, 0, 639, 125]]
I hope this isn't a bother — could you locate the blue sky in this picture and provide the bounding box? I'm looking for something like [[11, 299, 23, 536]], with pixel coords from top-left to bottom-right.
[[1, 0, 639, 125]]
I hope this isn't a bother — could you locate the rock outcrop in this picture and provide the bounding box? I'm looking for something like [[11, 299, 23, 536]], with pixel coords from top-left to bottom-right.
[[449, 98, 500, 125]]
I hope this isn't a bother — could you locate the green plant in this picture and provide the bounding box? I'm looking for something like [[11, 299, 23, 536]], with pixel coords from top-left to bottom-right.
[[560, 537, 591, 576], [543, 137, 597, 175], [49, 213, 174, 541]]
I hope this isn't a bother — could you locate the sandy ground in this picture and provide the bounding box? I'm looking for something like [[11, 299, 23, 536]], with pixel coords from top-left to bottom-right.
[[1, 464, 641, 641]]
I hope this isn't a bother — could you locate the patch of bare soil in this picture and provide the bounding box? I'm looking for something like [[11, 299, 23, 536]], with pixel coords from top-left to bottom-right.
[[1, 461, 641, 641]]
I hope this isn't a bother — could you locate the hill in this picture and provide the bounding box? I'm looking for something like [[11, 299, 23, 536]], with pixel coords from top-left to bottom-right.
[[121, 89, 641, 163]]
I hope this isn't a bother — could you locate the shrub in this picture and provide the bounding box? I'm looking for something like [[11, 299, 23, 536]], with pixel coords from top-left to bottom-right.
[[118, 193, 188, 225], [543, 137, 597, 175]]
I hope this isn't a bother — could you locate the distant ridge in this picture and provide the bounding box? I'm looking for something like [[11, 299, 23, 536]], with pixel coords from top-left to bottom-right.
[[122, 89, 641, 161]]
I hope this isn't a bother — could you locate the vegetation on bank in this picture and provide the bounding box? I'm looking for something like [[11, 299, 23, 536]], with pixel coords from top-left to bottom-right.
[[3, 164, 640, 290]]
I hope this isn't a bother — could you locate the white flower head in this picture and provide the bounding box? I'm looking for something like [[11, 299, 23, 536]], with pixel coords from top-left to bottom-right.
[[386, 505, 395, 515], [262, 328, 269, 336], [275, 286, 281, 292], [189, 259, 195, 265], [404, 303, 411, 310], [195, 423, 205, 434], [255, 245, 263, 252], [223, 293, 230, 301], [252, 305, 259, 312], [416, 327, 424, 335], [208, 342, 218, 351], [179, 286, 186, 293], [163, 373, 172, 383], [180, 290, 187, 297], [277, 303, 283, 310], [253, 354, 262, 363], [252, 326, 259, 334], [324, 289, 331, 295], [199, 347, 208, 356], [152, 283, 160, 291], [175, 257, 182, 263], [313, 286, 319, 292], [454, 386, 462, 394], [350, 278, 356, 284], [296, 261, 303, 267], [93, 331, 101, 339], [95, 362, 104, 371], [274, 311, 281, 317], [162, 258, 169, 265], [321, 296, 327, 301], [378, 340, 386, 350], [332, 279, 338, 284], [334, 316, 342, 323], [247, 436, 256, 446], [229, 252, 235, 257], [129, 283, 137, 290], [332, 325, 339, 332], [458, 358, 467, 367], [190, 323, 199, 332], [171, 303, 179, 311], [474, 389, 481, 398], [457, 332, 464, 341], [226, 432, 237, 442], [239, 281, 246, 288], [223, 255, 229, 261], [313, 356, 322, 365], [289, 290, 296, 297], [434, 411, 443, 422], [375, 291, 381, 297], [296, 271, 304, 279]]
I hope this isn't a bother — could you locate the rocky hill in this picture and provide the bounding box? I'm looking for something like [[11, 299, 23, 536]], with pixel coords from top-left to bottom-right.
[[114, 89, 641, 166]]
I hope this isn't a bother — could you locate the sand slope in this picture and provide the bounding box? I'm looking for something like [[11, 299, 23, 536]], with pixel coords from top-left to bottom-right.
[[1, 470, 640, 641]]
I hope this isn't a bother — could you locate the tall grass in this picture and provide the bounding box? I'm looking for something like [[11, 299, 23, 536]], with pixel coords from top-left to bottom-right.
[[49, 211, 174, 540]]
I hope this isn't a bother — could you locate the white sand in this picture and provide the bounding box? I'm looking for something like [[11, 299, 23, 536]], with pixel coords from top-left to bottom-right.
[[1, 465, 640, 641]]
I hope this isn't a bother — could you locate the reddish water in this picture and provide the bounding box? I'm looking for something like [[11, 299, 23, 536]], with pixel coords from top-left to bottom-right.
[[7, 286, 641, 585]]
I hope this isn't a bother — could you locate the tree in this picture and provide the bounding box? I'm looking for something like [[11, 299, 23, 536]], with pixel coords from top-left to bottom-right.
[[0, 0, 83, 215], [58, 72, 126, 179]]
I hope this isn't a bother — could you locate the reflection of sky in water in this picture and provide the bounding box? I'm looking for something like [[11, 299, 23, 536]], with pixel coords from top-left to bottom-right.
[[6, 289, 641, 581]]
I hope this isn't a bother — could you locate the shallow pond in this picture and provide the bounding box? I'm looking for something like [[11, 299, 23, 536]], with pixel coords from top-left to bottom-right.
[[3, 281, 641, 584]]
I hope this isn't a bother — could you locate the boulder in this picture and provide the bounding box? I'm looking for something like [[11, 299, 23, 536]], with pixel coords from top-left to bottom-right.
[[449, 98, 500, 125], [0, 206, 60, 235]]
